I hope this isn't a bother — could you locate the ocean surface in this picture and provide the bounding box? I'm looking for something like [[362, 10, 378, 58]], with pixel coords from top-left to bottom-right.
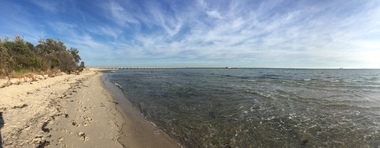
[[105, 69, 380, 147]]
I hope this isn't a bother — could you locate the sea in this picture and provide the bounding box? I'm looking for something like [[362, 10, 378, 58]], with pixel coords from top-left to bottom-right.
[[104, 68, 380, 147]]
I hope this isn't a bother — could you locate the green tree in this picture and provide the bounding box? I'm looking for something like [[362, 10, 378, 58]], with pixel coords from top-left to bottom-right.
[[0, 34, 82, 76], [56, 50, 76, 72], [69, 48, 81, 64]]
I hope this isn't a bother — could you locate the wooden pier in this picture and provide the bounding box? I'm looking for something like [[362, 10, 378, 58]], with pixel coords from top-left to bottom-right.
[[96, 67, 240, 70]]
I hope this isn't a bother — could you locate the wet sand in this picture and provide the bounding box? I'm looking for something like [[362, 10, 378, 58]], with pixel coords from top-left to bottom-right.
[[103, 74, 180, 148], [0, 69, 179, 148]]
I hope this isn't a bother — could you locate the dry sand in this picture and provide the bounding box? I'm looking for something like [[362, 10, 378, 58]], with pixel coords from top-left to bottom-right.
[[0, 69, 180, 148]]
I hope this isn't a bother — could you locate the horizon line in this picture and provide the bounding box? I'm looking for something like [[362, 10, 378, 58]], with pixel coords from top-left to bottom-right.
[[90, 66, 380, 70]]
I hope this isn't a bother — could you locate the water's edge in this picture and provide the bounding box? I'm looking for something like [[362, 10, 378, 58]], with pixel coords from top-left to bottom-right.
[[101, 71, 181, 148]]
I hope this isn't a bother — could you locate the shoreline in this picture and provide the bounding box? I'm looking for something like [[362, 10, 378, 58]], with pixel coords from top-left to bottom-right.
[[0, 69, 179, 147], [102, 71, 180, 148]]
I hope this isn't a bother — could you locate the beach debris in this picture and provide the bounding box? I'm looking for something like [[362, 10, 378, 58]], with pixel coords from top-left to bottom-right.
[[72, 120, 79, 127], [12, 104, 28, 109], [59, 94, 67, 98], [84, 116, 92, 122], [27, 91, 33, 94], [58, 137, 65, 144], [78, 132, 88, 141], [37, 140, 50, 148], [34, 135, 50, 148], [41, 120, 50, 133]]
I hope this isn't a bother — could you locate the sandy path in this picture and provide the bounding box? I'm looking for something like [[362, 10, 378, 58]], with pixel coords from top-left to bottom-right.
[[0, 70, 124, 147]]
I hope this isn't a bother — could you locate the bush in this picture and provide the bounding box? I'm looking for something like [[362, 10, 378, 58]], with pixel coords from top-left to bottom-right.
[[0, 34, 82, 77]]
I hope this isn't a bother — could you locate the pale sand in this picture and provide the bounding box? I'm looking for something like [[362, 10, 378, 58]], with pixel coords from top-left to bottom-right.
[[0, 69, 179, 148]]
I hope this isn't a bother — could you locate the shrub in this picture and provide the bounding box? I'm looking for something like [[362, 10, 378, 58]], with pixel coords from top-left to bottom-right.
[[0, 34, 82, 76]]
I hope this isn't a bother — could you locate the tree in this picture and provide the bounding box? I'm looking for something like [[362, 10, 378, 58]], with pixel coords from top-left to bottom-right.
[[69, 48, 81, 64], [79, 61, 85, 68], [56, 50, 76, 72], [0, 34, 83, 76]]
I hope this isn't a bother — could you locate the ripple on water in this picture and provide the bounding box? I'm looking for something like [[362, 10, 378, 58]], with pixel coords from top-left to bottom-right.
[[108, 69, 380, 147]]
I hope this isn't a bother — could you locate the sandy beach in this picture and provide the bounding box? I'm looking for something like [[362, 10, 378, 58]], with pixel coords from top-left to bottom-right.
[[0, 69, 179, 148]]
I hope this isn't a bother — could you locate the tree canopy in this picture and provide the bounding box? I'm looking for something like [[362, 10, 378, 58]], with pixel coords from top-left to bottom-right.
[[0, 34, 83, 76]]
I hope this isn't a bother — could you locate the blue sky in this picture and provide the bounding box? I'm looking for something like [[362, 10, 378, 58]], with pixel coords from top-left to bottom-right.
[[0, 0, 379, 68]]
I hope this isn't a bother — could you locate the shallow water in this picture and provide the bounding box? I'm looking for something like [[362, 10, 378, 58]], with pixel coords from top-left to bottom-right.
[[105, 69, 380, 147]]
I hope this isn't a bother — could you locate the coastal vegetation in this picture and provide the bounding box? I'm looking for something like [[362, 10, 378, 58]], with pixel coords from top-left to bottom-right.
[[0, 34, 83, 78]]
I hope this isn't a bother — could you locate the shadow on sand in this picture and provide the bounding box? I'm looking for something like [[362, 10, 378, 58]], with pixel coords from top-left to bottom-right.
[[0, 112, 4, 148]]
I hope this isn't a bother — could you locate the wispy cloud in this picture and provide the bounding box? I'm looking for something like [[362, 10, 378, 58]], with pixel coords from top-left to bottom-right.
[[206, 10, 222, 19], [87, 25, 123, 39], [30, 0, 59, 13], [105, 1, 139, 27], [49, 22, 77, 34]]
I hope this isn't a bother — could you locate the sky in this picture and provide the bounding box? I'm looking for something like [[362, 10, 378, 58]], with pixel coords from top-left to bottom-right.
[[0, 0, 379, 68]]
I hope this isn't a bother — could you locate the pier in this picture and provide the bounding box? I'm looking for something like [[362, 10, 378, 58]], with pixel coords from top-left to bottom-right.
[[96, 67, 241, 70]]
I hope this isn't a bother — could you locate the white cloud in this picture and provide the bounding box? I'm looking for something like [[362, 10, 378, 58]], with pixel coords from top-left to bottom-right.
[[49, 22, 77, 34], [107, 1, 139, 26], [101, 26, 123, 39], [30, 0, 58, 13], [206, 10, 222, 19], [87, 25, 123, 39]]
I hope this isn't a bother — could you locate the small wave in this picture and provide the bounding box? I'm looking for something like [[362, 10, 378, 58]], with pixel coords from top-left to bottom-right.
[[256, 74, 280, 80], [219, 74, 233, 78], [113, 82, 125, 91], [219, 74, 253, 80], [332, 79, 342, 83], [150, 121, 157, 127], [324, 103, 375, 109], [369, 77, 379, 81]]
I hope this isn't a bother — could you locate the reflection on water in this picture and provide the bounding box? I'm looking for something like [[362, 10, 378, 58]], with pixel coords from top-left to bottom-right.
[[106, 69, 380, 147]]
